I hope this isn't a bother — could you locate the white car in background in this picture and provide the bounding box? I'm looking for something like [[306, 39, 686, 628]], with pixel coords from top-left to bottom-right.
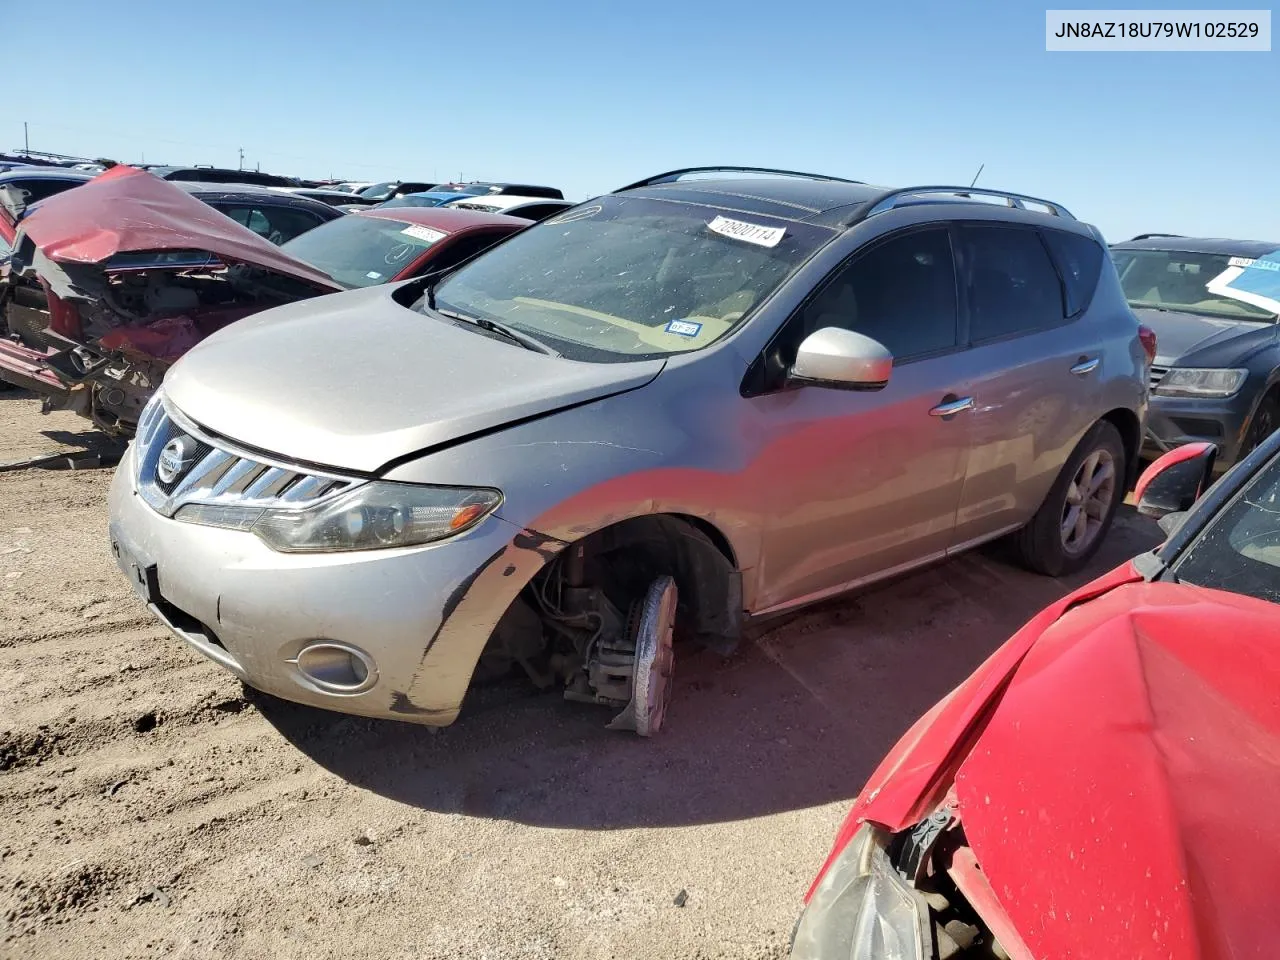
[[443, 194, 573, 222]]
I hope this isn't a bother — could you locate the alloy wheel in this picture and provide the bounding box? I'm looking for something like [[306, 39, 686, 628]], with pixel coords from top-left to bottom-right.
[[1060, 448, 1116, 557]]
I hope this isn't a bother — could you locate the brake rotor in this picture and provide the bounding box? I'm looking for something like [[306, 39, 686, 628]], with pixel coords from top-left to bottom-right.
[[608, 576, 677, 737]]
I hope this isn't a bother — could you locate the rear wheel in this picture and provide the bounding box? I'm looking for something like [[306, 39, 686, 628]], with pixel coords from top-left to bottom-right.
[[1013, 421, 1126, 577]]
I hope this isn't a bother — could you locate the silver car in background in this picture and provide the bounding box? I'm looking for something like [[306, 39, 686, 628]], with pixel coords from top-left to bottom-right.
[[108, 167, 1148, 736]]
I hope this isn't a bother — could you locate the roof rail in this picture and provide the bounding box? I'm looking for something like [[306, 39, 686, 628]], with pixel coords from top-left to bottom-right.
[[615, 166, 864, 192], [858, 186, 1075, 222], [1128, 233, 1184, 241]]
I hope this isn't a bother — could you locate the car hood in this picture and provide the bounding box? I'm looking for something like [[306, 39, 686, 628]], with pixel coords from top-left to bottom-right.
[[855, 573, 1280, 960], [164, 283, 666, 473], [14, 165, 341, 295], [1135, 306, 1278, 367]]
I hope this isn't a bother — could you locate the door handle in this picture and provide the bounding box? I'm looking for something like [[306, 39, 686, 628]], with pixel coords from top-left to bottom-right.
[[929, 395, 974, 418], [1070, 357, 1100, 376]]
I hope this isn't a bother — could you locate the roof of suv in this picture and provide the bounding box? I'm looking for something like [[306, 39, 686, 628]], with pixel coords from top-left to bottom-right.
[[1111, 235, 1280, 257], [620, 177, 885, 225], [0, 168, 93, 183], [172, 181, 336, 204], [614, 170, 1081, 230]]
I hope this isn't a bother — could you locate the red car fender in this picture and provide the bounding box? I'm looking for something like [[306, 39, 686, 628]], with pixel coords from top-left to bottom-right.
[[805, 560, 1143, 901]]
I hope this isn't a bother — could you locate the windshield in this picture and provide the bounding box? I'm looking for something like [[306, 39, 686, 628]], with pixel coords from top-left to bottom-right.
[[427, 196, 833, 362], [379, 194, 450, 209], [358, 181, 398, 200], [281, 215, 445, 288], [432, 184, 485, 195], [1113, 248, 1278, 321], [1171, 454, 1280, 604]]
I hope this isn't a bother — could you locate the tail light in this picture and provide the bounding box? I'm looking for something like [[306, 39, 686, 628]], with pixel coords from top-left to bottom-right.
[[1138, 324, 1157, 366]]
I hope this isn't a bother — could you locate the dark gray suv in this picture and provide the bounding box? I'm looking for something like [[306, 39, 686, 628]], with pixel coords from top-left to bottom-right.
[[1112, 235, 1280, 467]]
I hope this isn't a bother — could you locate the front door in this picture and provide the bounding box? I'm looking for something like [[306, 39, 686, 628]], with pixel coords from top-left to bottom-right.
[[750, 226, 974, 612]]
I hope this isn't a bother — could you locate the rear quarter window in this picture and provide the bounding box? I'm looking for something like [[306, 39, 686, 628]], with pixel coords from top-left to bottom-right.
[[960, 224, 1065, 342], [1042, 229, 1104, 317]]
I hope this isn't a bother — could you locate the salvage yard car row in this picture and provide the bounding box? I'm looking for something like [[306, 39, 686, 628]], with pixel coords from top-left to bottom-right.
[[3, 162, 1279, 959]]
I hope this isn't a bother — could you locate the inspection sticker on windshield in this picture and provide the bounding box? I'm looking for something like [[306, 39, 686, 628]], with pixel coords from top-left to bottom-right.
[[1229, 256, 1258, 268], [707, 215, 785, 248], [665, 319, 703, 338], [401, 224, 447, 244]]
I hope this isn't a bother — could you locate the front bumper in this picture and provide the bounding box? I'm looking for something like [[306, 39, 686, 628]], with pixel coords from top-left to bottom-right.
[[1143, 391, 1254, 467], [107, 443, 541, 725]]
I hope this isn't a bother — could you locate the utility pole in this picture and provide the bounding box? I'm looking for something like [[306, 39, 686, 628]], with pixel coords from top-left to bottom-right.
[[238, 147, 244, 170], [23, 121, 29, 155]]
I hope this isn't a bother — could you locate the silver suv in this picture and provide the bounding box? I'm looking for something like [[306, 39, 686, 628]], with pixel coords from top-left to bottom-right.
[[107, 167, 1149, 736]]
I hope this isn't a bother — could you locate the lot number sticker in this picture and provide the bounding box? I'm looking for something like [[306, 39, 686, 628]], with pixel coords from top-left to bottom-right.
[[665, 319, 703, 338], [707, 215, 785, 248], [401, 224, 448, 244]]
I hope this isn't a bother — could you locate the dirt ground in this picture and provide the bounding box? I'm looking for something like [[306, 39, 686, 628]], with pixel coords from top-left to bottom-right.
[[0, 391, 1162, 959]]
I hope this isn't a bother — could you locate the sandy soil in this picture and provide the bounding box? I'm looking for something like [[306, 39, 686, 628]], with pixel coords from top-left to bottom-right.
[[0, 392, 1162, 958]]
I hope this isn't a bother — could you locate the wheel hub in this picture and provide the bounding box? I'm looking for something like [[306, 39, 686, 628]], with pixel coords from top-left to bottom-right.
[[1060, 447, 1116, 557], [607, 576, 677, 737]]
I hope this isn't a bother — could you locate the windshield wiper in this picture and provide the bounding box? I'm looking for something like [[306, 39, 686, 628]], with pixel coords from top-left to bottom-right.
[[435, 307, 560, 357]]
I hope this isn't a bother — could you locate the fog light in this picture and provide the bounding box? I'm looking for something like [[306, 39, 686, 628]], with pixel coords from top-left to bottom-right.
[[292, 642, 377, 694]]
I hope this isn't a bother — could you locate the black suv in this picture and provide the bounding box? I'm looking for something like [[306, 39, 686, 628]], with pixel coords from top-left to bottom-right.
[[1112, 235, 1280, 467]]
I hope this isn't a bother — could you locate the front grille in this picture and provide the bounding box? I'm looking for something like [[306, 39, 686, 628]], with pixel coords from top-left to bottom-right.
[[151, 415, 214, 494], [134, 396, 361, 518], [1148, 364, 1169, 392]]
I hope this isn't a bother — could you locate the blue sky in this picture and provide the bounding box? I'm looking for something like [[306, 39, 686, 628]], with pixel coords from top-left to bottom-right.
[[12, 0, 1278, 241]]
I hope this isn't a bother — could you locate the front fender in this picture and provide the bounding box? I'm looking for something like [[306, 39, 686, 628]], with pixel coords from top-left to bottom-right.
[[381, 362, 765, 602]]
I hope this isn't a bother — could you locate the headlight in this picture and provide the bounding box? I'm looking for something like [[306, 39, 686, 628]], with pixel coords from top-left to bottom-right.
[[1154, 367, 1248, 399], [791, 825, 926, 960], [174, 482, 502, 553]]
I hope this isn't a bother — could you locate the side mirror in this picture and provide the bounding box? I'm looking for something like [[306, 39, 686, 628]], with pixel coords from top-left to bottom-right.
[[789, 327, 892, 390], [1134, 442, 1218, 519]]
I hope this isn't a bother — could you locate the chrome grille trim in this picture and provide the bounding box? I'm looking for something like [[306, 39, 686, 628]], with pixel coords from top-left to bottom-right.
[[278, 475, 333, 502], [1149, 364, 1169, 392], [134, 395, 363, 518]]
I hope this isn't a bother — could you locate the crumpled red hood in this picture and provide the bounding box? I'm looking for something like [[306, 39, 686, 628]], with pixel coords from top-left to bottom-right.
[[16, 165, 340, 291], [953, 579, 1280, 960], [839, 566, 1280, 960]]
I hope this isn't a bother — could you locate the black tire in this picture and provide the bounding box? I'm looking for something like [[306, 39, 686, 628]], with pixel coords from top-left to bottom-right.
[[1013, 421, 1127, 577], [1243, 391, 1280, 459]]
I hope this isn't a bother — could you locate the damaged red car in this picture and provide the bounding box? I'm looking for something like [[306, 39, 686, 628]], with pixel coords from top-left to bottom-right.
[[792, 434, 1280, 959], [0, 166, 527, 434]]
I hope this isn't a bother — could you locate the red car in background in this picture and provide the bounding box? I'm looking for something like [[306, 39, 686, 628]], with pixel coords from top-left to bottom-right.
[[277, 205, 526, 290], [792, 436, 1280, 960], [0, 167, 527, 434]]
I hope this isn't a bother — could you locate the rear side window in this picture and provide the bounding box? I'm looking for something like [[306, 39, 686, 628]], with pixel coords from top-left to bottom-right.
[[257, 206, 326, 243], [12, 178, 83, 205], [1042, 229, 1104, 317], [421, 231, 512, 275], [960, 225, 1064, 342], [512, 203, 568, 222], [215, 204, 323, 244], [800, 227, 959, 361]]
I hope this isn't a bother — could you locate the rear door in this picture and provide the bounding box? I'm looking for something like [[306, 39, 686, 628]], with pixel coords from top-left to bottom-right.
[[751, 225, 975, 611], [948, 223, 1108, 548]]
